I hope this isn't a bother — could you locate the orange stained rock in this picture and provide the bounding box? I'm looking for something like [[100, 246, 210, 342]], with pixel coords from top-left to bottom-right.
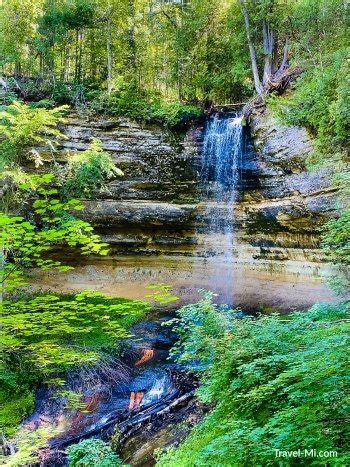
[[128, 391, 144, 410], [135, 348, 154, 366], [135, 391, 144, 406], [128, 391, 136, 410]]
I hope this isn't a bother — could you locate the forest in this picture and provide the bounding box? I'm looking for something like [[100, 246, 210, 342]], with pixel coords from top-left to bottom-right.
[[0, 0, 349, 466]]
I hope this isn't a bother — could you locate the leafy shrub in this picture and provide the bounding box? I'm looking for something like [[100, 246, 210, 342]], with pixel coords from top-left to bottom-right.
[[1, 291, 151, 373], [322, 207, 350, 265], [67, 439, 122, 467], [321, 206, 350, 293], [60, 138, 123, 199], [158, 293, 350, 466], [0, 90, 19, 105], [91, 82, 201, 127], [1, 174, 110, 292], [0, 101, 68, 168], [145, 283, 179, 305], [20, 79, 89, 107]]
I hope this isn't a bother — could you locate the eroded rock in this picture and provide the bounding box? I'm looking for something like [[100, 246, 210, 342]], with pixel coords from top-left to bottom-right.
[[31, 111, 342, 310]]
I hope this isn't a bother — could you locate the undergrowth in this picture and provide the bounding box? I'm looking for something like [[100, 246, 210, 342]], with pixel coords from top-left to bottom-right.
[[157, 293, 349, 466], [0, 291, 151, 436]]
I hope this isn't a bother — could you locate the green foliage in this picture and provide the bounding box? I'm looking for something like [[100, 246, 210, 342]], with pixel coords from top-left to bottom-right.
[[145, 283, 179, 305], [0, 341, 43, 436], [158, 293, 350, 466], [0, 389, 35, 437], [57, 389, 93, 411], [269, 48, 349, 167], [321, 207, 350, 293], [0, 0, 41, 68], [0, 0, 348, 110], [0, 291, 151, 435], [322, 207, 350, 265], [60, 138, 123, 199], [0, 175, 109, 292], [1, 291, 151, 372], [92, 83, 201, 127], [39, 0, 96, 33], [1, 424, 62, 467], [67, 439, 122, 467], [0, 102, 123, 212], [0, 101, 68, 169]]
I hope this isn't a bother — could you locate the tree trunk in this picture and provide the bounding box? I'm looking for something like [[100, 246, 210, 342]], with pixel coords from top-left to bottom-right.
[[104, 2, 113, 93], [128, 0, 138, 74], [77, 31, 83, 82], [74, 30, 79, 81], [62, 43, 70, 81], [262, 20, 274, 86], [106, 22, 113, 94], [276, 38, 289, 76], [90, 30, 97, 82], [14, 60, 21, 77], [239, 0, 263, 95]]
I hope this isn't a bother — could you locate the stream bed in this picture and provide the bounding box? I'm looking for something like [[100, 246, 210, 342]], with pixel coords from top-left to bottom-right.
[[21, 310, 202, 466]]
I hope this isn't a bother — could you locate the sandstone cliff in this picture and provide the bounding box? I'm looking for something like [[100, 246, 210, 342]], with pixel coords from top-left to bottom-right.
[[33, 110, 341, 310]]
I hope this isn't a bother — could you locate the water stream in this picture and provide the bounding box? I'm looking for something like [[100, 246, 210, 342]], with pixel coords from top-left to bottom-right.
[[21, 311, 198, 466]]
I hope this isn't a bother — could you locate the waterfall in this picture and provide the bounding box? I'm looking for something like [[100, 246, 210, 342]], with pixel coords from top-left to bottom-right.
[[200, 112, 244, 303]]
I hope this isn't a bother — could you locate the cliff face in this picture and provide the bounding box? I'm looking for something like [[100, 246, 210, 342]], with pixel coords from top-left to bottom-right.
[[237, 107, 341, 269], [33, 110, 341, 310]]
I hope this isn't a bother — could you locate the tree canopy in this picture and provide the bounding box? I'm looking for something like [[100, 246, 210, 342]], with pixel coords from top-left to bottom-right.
[[1, 0, 347, 106]]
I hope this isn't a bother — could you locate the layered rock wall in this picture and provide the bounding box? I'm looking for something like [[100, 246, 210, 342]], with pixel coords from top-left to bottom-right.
[[33, 110, 341, 310]]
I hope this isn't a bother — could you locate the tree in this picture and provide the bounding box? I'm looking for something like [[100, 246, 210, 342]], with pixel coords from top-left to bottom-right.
[[37, 0, 96, 82], [0, 0, 43, 75], [239, 0, 263, 95], [239, 0, 291, 96]]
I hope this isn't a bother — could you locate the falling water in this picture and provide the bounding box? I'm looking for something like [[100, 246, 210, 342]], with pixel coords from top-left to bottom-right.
[[200, 112, 244, 303], [141, 375, 169, 405]]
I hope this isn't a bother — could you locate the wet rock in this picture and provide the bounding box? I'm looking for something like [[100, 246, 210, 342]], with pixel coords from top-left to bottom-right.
[[120, 397, 204, 466]]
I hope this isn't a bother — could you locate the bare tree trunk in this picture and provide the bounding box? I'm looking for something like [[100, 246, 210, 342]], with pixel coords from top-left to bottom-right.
[[127, 0, 138, 75], [77, 31, 83, 82], [39, 53, 44, 76], [276, 38, 289, 76], [74, 29, 79, 81], [65, 49, 71, 82], [106, 26, 113, 94], [90, 30, 97, 82], [60, 48, 65, 81], [14, 60, 21, 77], [104, 1, 113, 94], [262, 20, 274, 86], [62, 43, 69, 81], [239, 0, 263, 95]]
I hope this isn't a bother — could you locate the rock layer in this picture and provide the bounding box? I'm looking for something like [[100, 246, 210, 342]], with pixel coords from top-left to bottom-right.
[[33, 110, 341, 310]]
